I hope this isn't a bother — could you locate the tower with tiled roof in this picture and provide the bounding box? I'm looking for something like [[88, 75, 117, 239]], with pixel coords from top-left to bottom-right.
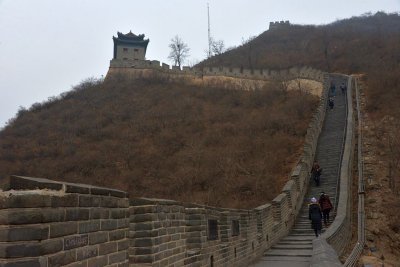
[[113, 31, 149, 60]]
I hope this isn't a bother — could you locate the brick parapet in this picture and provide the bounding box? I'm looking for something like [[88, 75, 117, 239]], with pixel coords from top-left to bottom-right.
[[0, 175, 129, 267]]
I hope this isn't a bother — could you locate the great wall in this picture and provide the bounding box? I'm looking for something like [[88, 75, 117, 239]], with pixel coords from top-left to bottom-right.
[[108, 59, 324, 93], [0, 53, 365, 266]]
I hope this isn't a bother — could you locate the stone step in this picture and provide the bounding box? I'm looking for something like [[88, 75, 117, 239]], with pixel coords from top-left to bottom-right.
[[286, 233, 316, 237], [257, 256, 311, 262], [294, 220, 336, 225], [281, 236, 315, 242], [264, 249, 313, 257], [277, 240, 312, 245], [253, 256, 311, 266], [291, 228, 326, 234], [291, 228, 315, 232], [271, 244, 313, 250], [294, 220, 335, 226]]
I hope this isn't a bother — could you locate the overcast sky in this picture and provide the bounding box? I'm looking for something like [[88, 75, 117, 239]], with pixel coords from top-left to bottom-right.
[[0, 0, 398, 128]]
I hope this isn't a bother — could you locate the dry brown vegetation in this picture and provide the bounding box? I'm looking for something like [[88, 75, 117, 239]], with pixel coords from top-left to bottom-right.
[[0, 76, 317, 209], [200, 12, 400, 76]]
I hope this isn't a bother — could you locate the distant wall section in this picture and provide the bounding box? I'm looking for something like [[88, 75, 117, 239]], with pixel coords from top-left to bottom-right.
[[107, 60, 325, 96]]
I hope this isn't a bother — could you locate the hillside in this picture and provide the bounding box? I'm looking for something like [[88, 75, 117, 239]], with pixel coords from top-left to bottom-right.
[[0, 76, 318, 209], [200, 12, 400, 265]]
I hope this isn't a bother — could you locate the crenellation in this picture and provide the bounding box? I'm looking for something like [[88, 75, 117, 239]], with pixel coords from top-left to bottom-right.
[[162, 63, 170, 70]]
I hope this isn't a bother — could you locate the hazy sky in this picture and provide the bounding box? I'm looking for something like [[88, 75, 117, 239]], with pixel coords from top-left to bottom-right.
[[0, 0, 399, 128]]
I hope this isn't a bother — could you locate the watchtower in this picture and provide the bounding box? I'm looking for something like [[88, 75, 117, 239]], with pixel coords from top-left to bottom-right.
[[112, 31, 149, 60], [269, 20, 290, 30]]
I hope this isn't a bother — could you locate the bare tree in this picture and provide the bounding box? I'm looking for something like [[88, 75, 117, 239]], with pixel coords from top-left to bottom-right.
[[168, 35, 190, 68], [211, 38, 225, 55]]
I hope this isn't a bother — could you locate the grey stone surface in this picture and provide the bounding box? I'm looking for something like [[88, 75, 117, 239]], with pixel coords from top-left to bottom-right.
[[310, 238, 342, 267], [51, 194, 79, 207], [89, 231, 109, 245], [90, 207, 110, 219], [101, 219, 118, 231], [0, 238, 63, 258], [109, 229, 126, 241], [117, 239, 129, 251], [87, 255, 108, 267], [0, 225, 48, 242], [76, 245, 98, 261], [50, 221, 78, 238], [65, 208, 90, 221], [48, 249, 76, 266], [99, 241, 118, 255], [79, 195, 101, 207], [78, 220, 101, 234], [1, 258, 45, 267], [108, 251, 127, 264], [2, 194, 51, 208]]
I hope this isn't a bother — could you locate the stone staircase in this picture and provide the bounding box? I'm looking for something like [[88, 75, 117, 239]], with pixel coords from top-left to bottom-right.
[[253, 76, 348, 267]]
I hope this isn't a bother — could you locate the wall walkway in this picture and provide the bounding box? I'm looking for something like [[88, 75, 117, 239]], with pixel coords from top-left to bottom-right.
[[254, 74, 349, 266]]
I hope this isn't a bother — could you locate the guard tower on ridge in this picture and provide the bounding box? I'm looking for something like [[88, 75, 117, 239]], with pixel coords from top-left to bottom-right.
[[112, 31, 149, 61]]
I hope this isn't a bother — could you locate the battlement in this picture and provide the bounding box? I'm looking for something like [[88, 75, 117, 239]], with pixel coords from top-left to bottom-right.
[[269, 20, 290, 30]]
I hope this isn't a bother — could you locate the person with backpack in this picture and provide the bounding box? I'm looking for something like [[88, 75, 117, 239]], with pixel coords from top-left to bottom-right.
[[309, 197, 323, 237], [319, 192, 333, 226]]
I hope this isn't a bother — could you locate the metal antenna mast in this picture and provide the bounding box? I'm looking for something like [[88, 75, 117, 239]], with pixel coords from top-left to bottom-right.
[[207, 3, 211, 58]]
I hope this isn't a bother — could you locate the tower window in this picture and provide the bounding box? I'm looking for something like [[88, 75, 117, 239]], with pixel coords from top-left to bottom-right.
[[123, 48, 128, 52], [134, 48, 139, 52], [207, 220, 218, 240], [232, 220, 240, 236]]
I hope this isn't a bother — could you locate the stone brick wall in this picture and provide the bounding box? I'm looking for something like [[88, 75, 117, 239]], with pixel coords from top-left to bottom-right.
[[0, 175, 130, 267], [115, 46, 146, 61], [129, 198, 266, 267], [128, 74, 329, 267], [108, 59, 325, 83]]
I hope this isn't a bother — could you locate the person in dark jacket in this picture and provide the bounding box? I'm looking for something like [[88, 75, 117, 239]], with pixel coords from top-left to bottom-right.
[[340, 82, 347, 95], [311, 160, 322, 186], [319, 192, 333, 226], [328, 97, 334, 110], [330, 83, 336, 96], [309, 197, 322, 237]]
